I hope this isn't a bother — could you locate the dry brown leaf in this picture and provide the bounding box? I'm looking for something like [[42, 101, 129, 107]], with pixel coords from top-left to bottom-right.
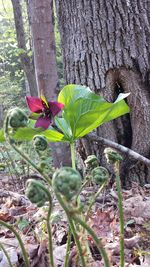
[[124, 235, 140, 249], [88, 210, 117, 243], [0, 212, 12, 222], [87, 259, 104, 267], [123, 196, 150, 220], [53, 244, 66, 266]]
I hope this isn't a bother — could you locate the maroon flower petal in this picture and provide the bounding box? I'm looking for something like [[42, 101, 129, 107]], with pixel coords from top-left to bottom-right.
[[34, 116, 51, 129], [26, 96, 43, 113], [48, 101, 64, 116]]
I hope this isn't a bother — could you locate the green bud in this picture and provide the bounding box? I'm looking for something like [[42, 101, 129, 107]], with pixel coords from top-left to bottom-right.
[[104, 148, 123, 164], [33, 135, 48, 151], [25, 179, 49, 207], [84, 155, 99, 169], [9, 108, 28, 128], [92, 166, 109, 185], [52, 167, 82, 201]]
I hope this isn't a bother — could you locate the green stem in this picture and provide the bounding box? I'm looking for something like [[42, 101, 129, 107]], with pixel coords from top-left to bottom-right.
[[115, 162, 124, 267], [66, 142, 75, 266], [0, 220, 30, 267], [86, 181, 107, 220], [64, 227, 71, 267], [55, 192, 86, 267], [70, 143, 76, 170], [0, 242, 13, 267], [73, 216, 110, 267], [70, 143, 91, 262], [47, 202, 54, 267], [76, 175, 93, 199], [4, 116, 51, 186], [28, 180, 54, 267]]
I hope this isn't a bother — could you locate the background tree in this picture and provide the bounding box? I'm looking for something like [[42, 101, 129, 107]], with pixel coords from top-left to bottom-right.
[[11, 0, 37, 96], [29, 0, 58, 99], [0, 0, 27, 125], [28, 0, 70, 166], [55, 0, 150, 185]]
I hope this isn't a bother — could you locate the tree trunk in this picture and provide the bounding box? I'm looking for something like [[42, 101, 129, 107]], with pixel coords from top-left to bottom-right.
[[29, 0, 71, 167], [29, 0, 59, 99], [11, 0, 37, 96], [56, 0, 150, 185]]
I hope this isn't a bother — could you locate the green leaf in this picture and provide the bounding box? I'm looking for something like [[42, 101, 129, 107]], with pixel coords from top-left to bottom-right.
[[58, 84, 94, 106], [58, 84, 130, 141], [0, 126, 65, 143], [13, 127, 65, 142], [55, 117, 72, 141], [17, 219, 30, 231], [42, 128, 65, 142], [0, 85, 130, 144]]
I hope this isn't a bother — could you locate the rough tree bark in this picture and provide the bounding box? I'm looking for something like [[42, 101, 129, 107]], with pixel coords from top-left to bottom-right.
[[11, 0, 37, 96], [56, 0, 150, 185], [29, 0, 71, 167]]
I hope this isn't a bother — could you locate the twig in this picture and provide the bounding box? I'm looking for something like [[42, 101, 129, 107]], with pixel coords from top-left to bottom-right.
[[86, 133, 150, 166]]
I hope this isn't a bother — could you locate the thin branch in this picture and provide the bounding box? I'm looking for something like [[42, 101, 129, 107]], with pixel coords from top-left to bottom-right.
[[86, 133, 150, 167]]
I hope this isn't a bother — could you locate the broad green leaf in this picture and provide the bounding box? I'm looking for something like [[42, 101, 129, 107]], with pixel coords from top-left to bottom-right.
[[72, 96, 129, 138], [58, 84, 96, 106], [58, 84, 130, 140], [13, 127, 65, 142], [55, 117, 72, 141], [42, 128, 65, 142], [0, 126, 65, 143]]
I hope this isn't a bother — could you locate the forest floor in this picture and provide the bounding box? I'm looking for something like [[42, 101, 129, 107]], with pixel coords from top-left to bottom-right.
[[0, 173, 150, 267]]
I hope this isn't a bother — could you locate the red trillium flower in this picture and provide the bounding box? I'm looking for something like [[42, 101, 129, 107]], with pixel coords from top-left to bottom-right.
[[26, 95, 64, 129]]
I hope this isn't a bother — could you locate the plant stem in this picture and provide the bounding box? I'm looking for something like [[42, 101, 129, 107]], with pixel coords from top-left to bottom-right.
[[86, 181, 107, 220], [0, 242, 13, 267], [70, 143, 76, 170], [73, 216, 110, 267], [64, 227, 71, 267], [0, 220, 30, 267], [47, 200, 54, 267], [70, 142, 91, 263], [27, 180, 54, 267], [4, 116, 51, 186], [115, 162, 125, 267], [11, 142, 51, 186], [70, 142, 90, 265], [55, 192, 86, 267], [76, 175, 93, 199]]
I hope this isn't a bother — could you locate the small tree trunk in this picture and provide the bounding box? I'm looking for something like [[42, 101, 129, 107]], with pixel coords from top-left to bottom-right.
[[29, 0, 71, 167], [11, 0, 37, 96], [29, 0, 59, 99]]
